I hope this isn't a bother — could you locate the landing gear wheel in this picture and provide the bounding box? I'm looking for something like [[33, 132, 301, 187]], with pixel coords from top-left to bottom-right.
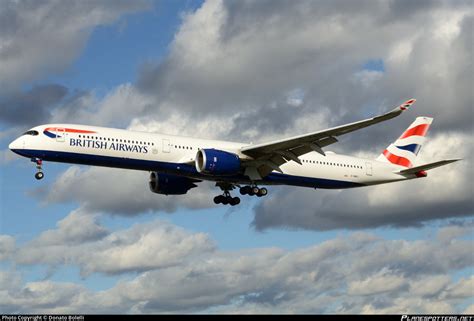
[[214, 195, 225, 204], [215, 182, 242, 206], [251, 187, 260, 196], [239, 186, 250, 195], [214, 195, 240, 206], [257, 187, 268, 197], [230, 197, 240, 206], [35, 172, 44, 180]]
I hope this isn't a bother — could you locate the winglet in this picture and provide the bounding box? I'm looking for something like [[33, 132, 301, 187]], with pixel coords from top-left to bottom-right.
[[399, 98, 416, 111]]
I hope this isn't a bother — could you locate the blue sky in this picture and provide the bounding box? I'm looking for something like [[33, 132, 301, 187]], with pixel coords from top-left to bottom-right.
[[46, 0, 200, 93], [0, 0, 472, 314]]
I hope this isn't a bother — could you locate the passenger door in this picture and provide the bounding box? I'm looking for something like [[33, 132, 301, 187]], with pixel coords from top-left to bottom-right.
[[162, 139, 170, 153], [56, 128, 65, 143], [365, 162, 373, 176]]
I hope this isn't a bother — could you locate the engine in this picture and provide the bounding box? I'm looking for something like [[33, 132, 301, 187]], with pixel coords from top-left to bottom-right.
[[195, 149, 241, 176], [149, 172, 198, 195]]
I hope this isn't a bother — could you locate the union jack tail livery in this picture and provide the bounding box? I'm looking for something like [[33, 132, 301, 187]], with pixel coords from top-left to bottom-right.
[[376, 116, 433, 168]]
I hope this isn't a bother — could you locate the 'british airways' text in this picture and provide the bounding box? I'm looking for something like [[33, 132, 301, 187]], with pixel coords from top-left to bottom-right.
[[69, 138, 149, 153]]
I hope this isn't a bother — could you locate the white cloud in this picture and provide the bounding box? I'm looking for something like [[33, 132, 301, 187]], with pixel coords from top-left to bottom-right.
[[78, 220, 216, 276], [352, 70, 384, 89], [15, 210, 215, 276], [409, 275, 451, 298], [0, 278, 90, 314], [39, 166, 215, 215], [128, 108, 237, 140], [0, 0, 150, 93], [348, 268, 407, 296], [437, 224, 472, 243], [2, 223, 472, 313], [0, 235, 15, 261], [136, 0, 472, 139], [442, 276, 474, 299], [31, 208, 108, 245], [50, 83, 155, 128]]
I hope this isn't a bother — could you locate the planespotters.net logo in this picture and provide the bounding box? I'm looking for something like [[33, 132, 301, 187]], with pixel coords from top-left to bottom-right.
[[402, 316, 473, 321]]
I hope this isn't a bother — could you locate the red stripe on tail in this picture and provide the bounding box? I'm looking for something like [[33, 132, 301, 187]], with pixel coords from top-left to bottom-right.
[[383, 150, 412, 168], [399, 124, 430, 139]]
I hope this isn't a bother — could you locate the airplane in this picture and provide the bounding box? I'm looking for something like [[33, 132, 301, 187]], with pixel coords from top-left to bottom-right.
[[9, 99, 460, 206]]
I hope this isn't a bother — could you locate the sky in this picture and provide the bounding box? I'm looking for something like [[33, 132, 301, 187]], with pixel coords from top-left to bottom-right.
[[0, 0, 473, 314]]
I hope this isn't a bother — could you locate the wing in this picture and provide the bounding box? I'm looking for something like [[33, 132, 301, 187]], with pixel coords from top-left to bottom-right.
[[240, 99, 416, 179]]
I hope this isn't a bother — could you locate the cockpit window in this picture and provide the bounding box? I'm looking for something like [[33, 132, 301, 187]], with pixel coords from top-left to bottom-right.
[[23, 130, 39, 136]]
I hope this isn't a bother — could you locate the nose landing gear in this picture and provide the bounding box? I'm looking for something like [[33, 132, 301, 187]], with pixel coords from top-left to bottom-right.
[[32, 158, 44, 180], [35, 172, 44, 180]]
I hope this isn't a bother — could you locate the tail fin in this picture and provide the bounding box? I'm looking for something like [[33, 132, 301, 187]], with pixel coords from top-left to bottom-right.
[[376, 116, 433, 168]]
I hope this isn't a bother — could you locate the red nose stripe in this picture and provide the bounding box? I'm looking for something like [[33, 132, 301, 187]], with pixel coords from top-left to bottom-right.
[[44, 127, 97, 134]]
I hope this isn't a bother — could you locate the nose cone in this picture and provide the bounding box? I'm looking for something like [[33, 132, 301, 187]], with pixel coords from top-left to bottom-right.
[[9, 138, 22, 153]]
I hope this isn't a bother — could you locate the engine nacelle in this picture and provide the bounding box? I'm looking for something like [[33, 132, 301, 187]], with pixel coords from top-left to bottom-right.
[[195, 149, 241, 176], [149, 172, 197, 195]]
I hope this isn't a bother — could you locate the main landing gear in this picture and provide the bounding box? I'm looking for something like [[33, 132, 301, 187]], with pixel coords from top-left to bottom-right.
[[239, 186, 268, 197], [32, 158, 44, 180], [213, 192, 241, 206], [214, 182, 240, 206], [213, 182, 268, 206]]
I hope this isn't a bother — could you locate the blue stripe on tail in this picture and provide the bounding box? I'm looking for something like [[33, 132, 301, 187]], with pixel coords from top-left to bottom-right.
[[396, 143, 421, 155]]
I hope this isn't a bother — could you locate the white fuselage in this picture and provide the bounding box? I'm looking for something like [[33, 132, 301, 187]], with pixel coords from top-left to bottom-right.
[[9, 124, 411, 189]]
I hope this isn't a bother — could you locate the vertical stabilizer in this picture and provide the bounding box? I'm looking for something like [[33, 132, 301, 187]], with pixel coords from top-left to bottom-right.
[[376, 117, 433, 168]]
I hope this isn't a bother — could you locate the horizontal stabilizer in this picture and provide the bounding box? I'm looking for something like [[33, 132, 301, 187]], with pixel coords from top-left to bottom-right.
[[397, 159, 462, 176]]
